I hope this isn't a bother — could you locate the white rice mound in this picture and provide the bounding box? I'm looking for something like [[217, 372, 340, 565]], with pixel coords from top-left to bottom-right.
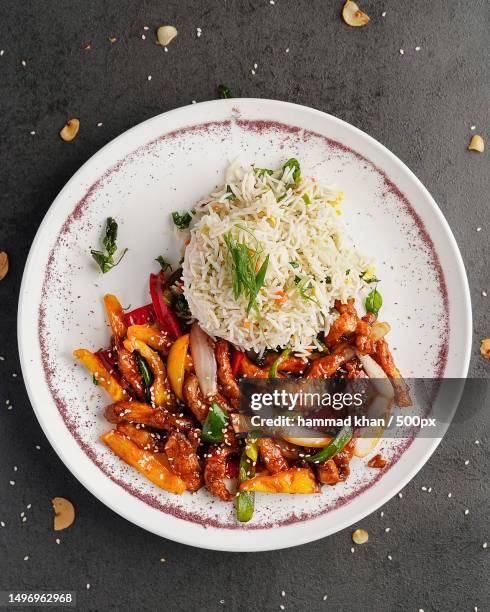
[[182, 161, 374, 355]]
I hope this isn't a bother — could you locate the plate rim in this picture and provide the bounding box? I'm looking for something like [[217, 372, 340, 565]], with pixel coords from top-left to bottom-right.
[[17, 98, 472, 551]]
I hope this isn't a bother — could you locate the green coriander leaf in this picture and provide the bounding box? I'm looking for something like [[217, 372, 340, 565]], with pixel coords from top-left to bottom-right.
[[103, 217, 118, 257], [289, 261, 299, 269], [155, 256, 172, 272], [171, 211, 192, 229]]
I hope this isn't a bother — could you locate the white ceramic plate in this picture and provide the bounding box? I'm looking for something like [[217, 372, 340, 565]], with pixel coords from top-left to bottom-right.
[[18, 99, 471, 551]]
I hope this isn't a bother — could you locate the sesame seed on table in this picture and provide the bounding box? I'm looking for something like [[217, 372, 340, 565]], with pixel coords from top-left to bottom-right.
[[0, 1, 488, 611]]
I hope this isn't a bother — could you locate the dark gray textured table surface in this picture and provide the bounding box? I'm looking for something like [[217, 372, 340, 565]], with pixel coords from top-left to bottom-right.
[[0, 1, 488, 610]]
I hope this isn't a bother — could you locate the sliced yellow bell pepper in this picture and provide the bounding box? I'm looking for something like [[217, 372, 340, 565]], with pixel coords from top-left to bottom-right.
[[127, 325, 172, 353], [167, 334, 189, 400], [103, 294, 127, 339], [101, 429, 185, 494], [73, 348, 127, 401], [239, 467, 320, 494], [123, 336, 170, 407]]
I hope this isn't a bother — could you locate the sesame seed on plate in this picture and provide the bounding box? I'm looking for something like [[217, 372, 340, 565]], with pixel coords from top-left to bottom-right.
[[399, 49, 405, 55], [21, 60, 26, 66], [24, 556, 29, 561], [323, 594, 328, 601], [387, 555, 392, 561], [385, 527, 390, 532], [448, 492, 452, 498], [281, 591, 285, 597], [9, 480, 15, 486], [1, 521, 5, 527], [350, 547, 355, 553], [482, 542, 487, 549], [147, 75, 152, 81], [465, 459, 470, 465], [398, 492, 403, 498], [482, 291, 487, 297], [464, 509, 469, 515], [471, 125, 476, 130], [56, 538, 60, 544], [476, 227, 482, 232], [381, 11, 387, 17]]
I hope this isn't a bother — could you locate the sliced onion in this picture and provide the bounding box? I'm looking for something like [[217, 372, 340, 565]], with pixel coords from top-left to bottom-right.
[[280, 426, 334, 448], [190, 323, 217, 397], [368, 321, 391, 342], [356, 351, 394, 400]]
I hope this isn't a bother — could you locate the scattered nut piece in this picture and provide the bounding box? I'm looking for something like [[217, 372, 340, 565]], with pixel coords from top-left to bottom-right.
[[480, 338, 490, 359], [59, 118, 80, 142], [352, 528, 369, 544], [0, 252, 9, 281], [342, 1, 370, 27], [51, 497, 75, 530], [156, 25, 178, 47], [468, 134, 484, 153], [83, 44, 91, 51]]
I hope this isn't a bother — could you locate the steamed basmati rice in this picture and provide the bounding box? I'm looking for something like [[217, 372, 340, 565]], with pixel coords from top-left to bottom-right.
[[182, 161, 374, 355]]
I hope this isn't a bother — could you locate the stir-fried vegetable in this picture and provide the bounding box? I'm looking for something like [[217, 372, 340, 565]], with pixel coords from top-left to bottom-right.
[[149, 271, 182, 339], [239, 467, 319, 494], [91, 217, 128, 273], [304, 425, 353, 464], [134, 353, 153, 404], [124, 303, 155, 326], [73, 349, 127, 401], [268, 347, 292, 378], [201, 402, 229, 444], [167, 334, 190, 400], [190, 323, 217, 397], [236, 440, 257, 522], [365, 286, 382, 316]]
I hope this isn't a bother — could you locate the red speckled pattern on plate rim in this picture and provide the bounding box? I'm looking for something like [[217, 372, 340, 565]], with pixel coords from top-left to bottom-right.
[[38, 117, 449, 529]]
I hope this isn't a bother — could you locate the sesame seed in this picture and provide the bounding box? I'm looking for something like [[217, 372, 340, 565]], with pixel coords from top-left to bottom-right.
[[0, 521, 5, 527], [86, 584, 90, 590], [9, 480, 15, 486], [385, 527, 390, 532], [143, 26, 149, 30], [380, 511, 384, 517], [398, 492, 403, 498], [421, 486, 427, 491], [285, 48, 290, 53], [56, 538, 60, 544], [251, 69, 256, 75], [415, 46, 421, 51], [270, 0, 275, 4], [428, 487, 432, 493], [399, 49, 405, 55], [350, 547, 355, 553], [164, 47, 168, 52], [465, 459, 470, 465], [254, 62, 258, 69], [477, 227, 482, 232], [35, 445, 41, 450], [482, 291, 487, 297], [30, 130, 36, 135], [471, 125, 476, 130], [147, 75, 152, 81], [448, 492, 452, 498], [24, 556, 29, 561], [22, 517, 27, 522], [323, 594, 328, 601], [464, 509, 469, 515], [97, 122, 103, 127], [387, 555, 392, 561], [20, 512, 24, 518], [381, 11, 387, 17], [475, 440, 480, 444], [26, 504, 31, 509], [12, 373, 17, 377], [279, 606, 284, 611], [141, 34, 146, 40], [160, 557, 166, 562], [13, 466, 17, 472], [0, 50, 4, 56], [21, 60, 26, 66], [281, 591, 285, 597], [0, 356, 4, 360], [483, 542, 488, 549]]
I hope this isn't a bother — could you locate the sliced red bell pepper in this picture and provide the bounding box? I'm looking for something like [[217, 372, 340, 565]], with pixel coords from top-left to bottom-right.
[[225, 458, 239, 479], [231, 349, 245, 378], [95, 349, 121, 381], [149, 271, 182, 340], [124, 303, 155, 327]]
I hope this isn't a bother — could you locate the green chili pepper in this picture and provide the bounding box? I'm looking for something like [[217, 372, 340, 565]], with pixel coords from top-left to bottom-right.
[[268, 347, 292, 378], [236, 441, 257, 522], [304, 425, 353, 464], [201, 402, 229, 444], [135, 353, 153, 404]]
